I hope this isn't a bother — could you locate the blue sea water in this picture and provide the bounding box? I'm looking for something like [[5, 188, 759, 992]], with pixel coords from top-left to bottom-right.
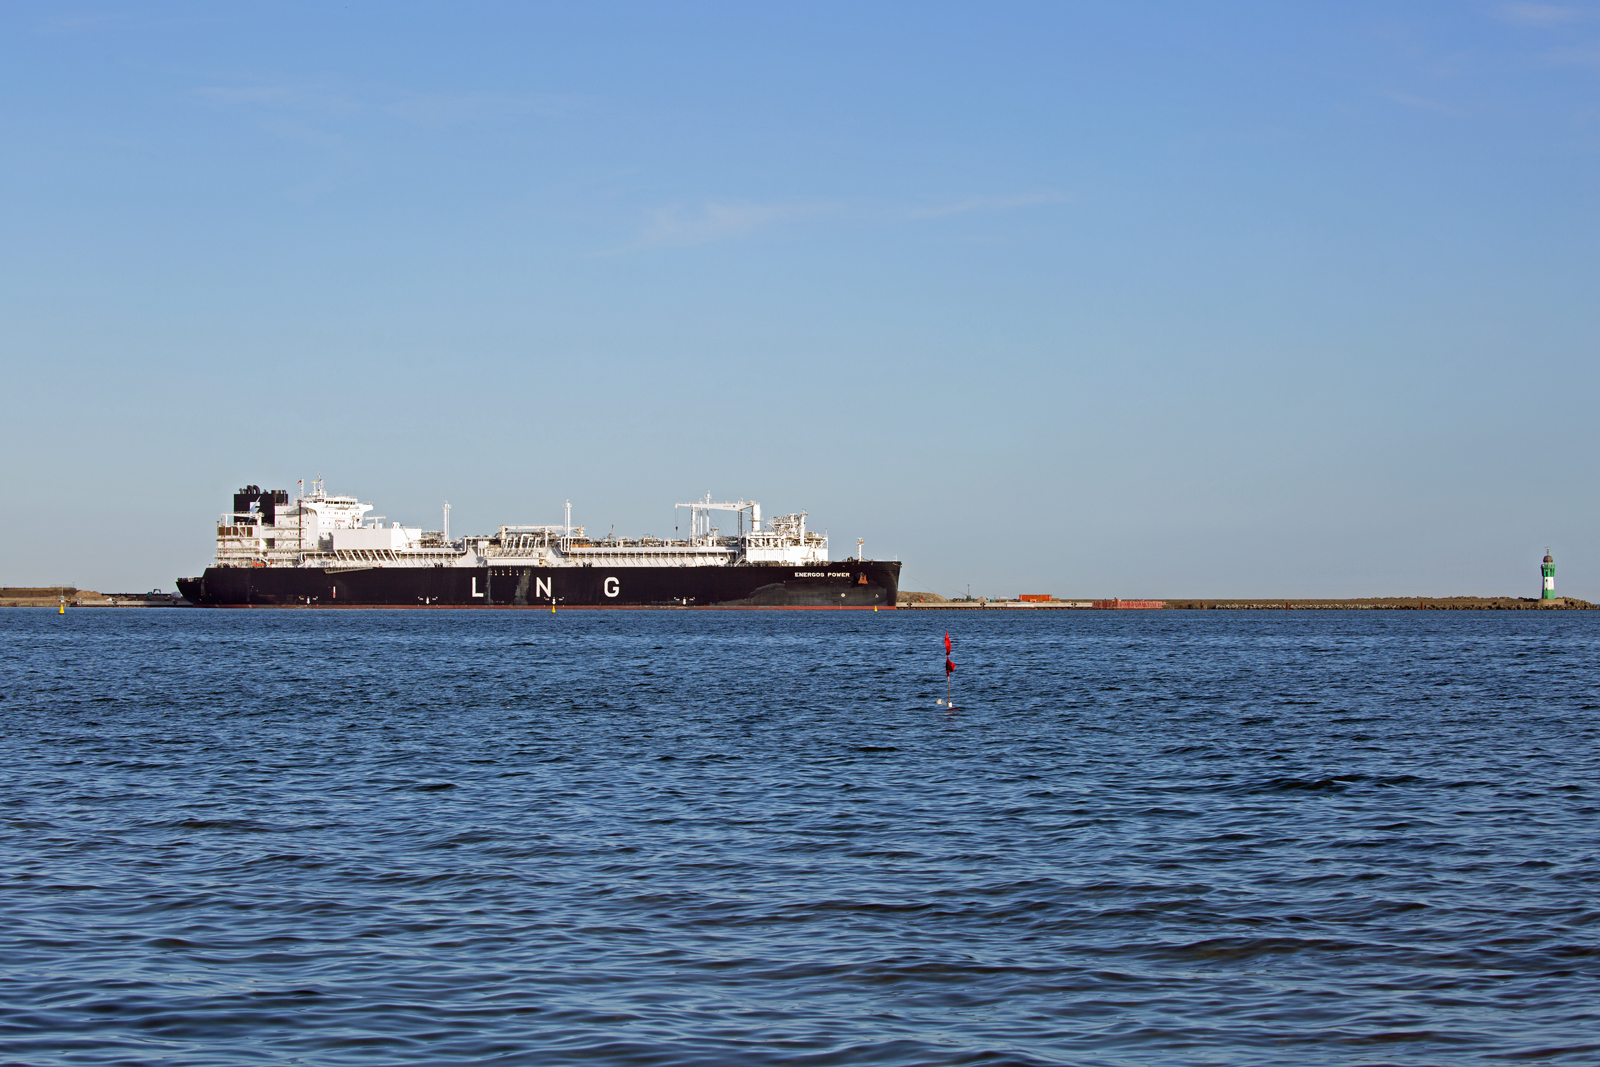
[[2, 607, 1598, 1066]]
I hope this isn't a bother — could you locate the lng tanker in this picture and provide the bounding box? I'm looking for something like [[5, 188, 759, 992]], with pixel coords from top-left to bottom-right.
[[177, 481, 899, 608]]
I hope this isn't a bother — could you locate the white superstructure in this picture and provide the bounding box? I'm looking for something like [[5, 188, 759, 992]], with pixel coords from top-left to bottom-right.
[[214, 483, 830, 572]]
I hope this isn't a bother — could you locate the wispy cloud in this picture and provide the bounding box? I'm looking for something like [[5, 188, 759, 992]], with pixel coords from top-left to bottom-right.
[[905, 191, 1069, 219], [621, 200, 834, 251], [197, 83, 362, 115], [258, 116, 349, 151], [39, 13, 125, 33], [1486, 5, 1600, 68], [196, 81, 574, 126], [36, 11, 191, 35], [608, 189, 1069, 254], [1495, 3, 1584, 27], [1542, 44, 1600, 65], [386, 91, 576, 127]]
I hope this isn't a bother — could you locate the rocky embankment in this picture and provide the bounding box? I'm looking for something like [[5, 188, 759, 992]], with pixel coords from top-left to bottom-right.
[[1, 587, 188, 607]]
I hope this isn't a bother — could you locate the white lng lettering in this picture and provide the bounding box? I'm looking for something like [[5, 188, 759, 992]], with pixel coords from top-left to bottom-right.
[[471, 576, 484, 598], [604, 576, 620, 598]]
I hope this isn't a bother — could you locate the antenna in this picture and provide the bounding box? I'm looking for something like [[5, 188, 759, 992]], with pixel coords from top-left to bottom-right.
[[442, 502, 451, 541]]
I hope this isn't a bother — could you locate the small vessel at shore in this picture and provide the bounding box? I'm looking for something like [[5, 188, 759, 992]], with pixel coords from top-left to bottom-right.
[[177, 481, 899, 608]]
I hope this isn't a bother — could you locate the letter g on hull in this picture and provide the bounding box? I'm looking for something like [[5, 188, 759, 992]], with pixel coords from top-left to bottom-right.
[[604, 576, 620, 598]]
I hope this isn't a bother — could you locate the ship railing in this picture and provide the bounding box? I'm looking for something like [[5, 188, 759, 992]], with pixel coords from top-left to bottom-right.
[[301, 547, 470, 565], [565, 545, 734, 557]]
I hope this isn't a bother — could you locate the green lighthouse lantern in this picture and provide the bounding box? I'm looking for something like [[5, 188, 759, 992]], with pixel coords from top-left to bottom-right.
[[1541, 549, 1556, 600]]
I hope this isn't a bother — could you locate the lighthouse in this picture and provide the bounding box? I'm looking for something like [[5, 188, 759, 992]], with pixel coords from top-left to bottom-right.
[[1541, 549, 1556, 600]]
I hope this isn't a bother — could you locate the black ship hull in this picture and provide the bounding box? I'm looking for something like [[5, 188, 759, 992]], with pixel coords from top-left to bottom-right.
[[177, 561, 900, 609]]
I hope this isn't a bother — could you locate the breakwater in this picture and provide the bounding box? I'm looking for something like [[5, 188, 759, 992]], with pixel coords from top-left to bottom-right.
[[1165, 597, 1595, 610], [900, 594, 1595, 610]]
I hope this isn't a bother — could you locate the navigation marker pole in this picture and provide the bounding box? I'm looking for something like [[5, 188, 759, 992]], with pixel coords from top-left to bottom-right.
[[942, 631, 955, 708]]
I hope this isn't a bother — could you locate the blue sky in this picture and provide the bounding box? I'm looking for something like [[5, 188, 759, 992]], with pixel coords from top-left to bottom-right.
[[2, 2, 1597, 598]]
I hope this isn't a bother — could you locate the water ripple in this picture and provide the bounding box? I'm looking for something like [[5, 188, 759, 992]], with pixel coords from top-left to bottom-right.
[[2, 609, 1599, 1065]]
